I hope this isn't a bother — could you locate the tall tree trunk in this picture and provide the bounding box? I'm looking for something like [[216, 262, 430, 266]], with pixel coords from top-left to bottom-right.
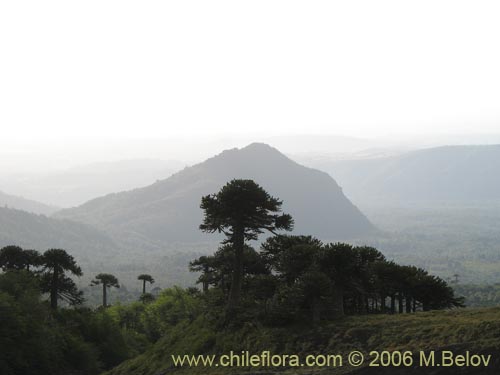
[[390, 294, 396, 314], [398, 293, 404, 313], [103, 283, 107, 307], [413, 298, 416, 312], [203, 265, 209, 292], [50, 268, 59, 309], [406, 295, 412, 313], [380, 294, 386, 313], [227, 227, 244, 313], [358, 295, 365, 314], [142, 280, 146, 294], [332, 285, 344, 316]]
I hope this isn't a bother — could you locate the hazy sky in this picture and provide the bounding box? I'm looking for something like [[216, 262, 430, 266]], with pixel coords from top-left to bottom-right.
[[1, 0, 499, 145]]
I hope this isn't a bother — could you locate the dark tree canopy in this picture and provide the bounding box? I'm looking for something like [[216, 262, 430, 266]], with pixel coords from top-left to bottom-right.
[[0, 245, 26, 270], [23, 249, 42, 271], [40, 248, 83, 309], [200, 179, 294, 241], [138, 274, 155, 294], [0, 246, 41, 271], [190, 244, 269, 294], [199, 179, 293, 313], [91, 273, 120, 307]]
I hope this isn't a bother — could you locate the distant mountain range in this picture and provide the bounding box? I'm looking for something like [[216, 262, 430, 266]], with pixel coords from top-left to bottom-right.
[[4, 142, 500, 286], [55, 143, 375, 248], [0, 159, 184, 208], [0, 190, 58, 215], [313, 145, 500, 207]]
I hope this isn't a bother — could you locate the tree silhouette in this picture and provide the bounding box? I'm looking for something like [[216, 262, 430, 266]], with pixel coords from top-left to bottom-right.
[[317, 243, 359, 316], [189, 255, 217, 292], [261, 235, 322, 286], [200, 179, 293, 312], [191, 244, 269, 295], [91, 273, 120, 307], [40, 249, 83, 309], [0, 245, 26, 270], [298, 265, 332, 323], [138, 274, 155, 294], [23, 249, 42, 271]]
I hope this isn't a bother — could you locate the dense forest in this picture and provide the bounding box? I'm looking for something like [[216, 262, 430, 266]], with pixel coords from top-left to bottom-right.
[[0, 179, 475, 375]]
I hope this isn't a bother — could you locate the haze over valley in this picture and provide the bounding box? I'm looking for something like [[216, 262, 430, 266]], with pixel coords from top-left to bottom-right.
[[1, 138, 500, 294]]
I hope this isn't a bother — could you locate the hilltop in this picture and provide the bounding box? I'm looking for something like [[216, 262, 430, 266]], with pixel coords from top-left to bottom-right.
[[0, 189, 58, 215], [314, 145, 500, 207], [56, 143, 375, 249]]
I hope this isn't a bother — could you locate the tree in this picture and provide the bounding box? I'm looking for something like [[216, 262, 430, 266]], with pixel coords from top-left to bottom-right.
[[190, 244, 269, 294], [91, 273, 120, 307], [0, 245, 26, 271], [352, 246, 386, 314], [373, 261, 401, 313], [23, 249, 42, 271], [261, 235, 322, 285], [40, 249, 83, 309], [189, 255, 218, 292], [316, 243, 359, 316], [0, 246, 42, 272], [298, 265, 332, 323], [414, 274, 465, 311], [199, 179, 293, 312], [138, 274, 155, 294]]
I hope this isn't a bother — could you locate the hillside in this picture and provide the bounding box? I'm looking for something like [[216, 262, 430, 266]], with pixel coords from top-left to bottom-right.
[[106, 307, 500, 375], [312, 145, 500, 207], [55, 143, 375, 248], [0, 159, 183, 208], [0, 206, 117, 262], [0, 189, 58, 215]]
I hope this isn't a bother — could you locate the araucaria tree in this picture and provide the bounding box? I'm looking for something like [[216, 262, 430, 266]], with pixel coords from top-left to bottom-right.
[[40, 249, 83, 309], [200, 179, 293, 312], [91, 273, 120, 307], [0, 246, 41, 271], [138, 274, 155, 294]]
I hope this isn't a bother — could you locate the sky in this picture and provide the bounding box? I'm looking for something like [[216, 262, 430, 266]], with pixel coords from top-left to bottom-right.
[[1, 1, 500, 168]]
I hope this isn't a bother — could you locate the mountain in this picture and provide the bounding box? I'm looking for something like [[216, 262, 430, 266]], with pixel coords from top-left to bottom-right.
[[313, 145, 500, 207], [55, 143, 375, 247], [0, 206, 116, 259], [0, 190, 58, 215], [0, 159, 184, 208]]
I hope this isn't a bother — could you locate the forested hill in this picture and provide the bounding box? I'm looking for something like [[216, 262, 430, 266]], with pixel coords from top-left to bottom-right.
[[55, 143, 375, 246], [0, 189, 58, 215], [317, 145, 500, 207], [0, 206, 117, 258]]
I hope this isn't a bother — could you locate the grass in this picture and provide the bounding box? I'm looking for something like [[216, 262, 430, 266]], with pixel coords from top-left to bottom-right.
[[105, 307, 500, 375]]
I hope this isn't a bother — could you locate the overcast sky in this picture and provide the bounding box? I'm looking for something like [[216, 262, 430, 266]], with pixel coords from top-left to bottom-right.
[[1, 0, 499, 143]]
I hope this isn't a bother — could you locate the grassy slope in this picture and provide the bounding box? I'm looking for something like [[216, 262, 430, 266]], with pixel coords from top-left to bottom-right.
[[106, 307, 500, 375]]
